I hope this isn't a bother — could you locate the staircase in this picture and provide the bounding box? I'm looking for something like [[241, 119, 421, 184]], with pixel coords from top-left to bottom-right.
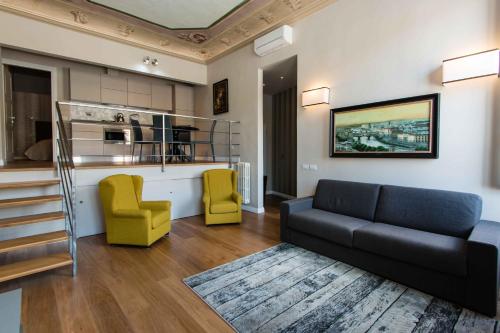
[[0, 174, 75, 283], [0, 104, 77, 283]]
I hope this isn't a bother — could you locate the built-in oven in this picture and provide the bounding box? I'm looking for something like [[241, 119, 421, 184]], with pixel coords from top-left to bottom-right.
[[103, 128, 131, 144]]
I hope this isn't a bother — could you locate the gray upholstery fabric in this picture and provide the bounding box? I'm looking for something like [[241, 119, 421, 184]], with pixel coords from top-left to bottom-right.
[[313, 179, 381, 221], [466, 220, 500, 316], [288, 209, 371, 247], [375, 185, 482, 238], [280, 197, 313, 242], [354, 223, 467, 277]]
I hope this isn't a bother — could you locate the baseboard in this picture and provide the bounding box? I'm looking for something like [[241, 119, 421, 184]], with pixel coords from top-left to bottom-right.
[[266, 191, 296, 200], [242, 205, 265, 214]]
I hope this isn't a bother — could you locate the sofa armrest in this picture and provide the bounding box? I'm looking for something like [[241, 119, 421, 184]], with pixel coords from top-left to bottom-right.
[[280, 196, 313, 242], [466, 220, 500, 316], [113, 209, 151, 219], [140, 201, 171, 211]]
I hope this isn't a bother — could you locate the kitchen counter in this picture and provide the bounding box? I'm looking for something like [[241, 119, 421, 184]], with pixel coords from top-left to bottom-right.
[[70, 119, 132, 126]]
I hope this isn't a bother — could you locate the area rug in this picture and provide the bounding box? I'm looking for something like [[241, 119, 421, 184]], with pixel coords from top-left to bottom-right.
[[183, 243, 499, 333]]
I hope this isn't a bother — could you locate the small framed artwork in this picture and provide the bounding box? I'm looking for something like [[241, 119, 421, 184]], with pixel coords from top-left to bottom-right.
[[213, 79, 229, 115], [330, 93, 439, 158]]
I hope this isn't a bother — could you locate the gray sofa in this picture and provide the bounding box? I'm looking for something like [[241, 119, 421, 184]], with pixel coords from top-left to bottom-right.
[[280, 179, 500, 316]]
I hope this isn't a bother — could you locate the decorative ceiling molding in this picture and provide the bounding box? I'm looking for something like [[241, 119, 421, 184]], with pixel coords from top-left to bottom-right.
[[0, 0, 336, 63]]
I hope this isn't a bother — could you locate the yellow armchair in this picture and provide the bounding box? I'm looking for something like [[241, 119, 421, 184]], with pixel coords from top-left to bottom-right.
[[99, 174, 171, 246], [203, 169, 242, 225]]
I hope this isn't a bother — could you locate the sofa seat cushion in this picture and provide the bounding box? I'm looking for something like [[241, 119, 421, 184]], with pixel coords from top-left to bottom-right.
[[211, 200, 238, 214], [151, 210, 169, 229], [354, 223, 467, 276], [288, 209, 372, 247]]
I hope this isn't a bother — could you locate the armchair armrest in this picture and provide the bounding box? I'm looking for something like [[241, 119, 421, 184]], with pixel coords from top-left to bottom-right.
[[232, 192, 242, 205], [280, 196, 313, 242], [466, 220, 500, 316], [113, 209, 151, 219], [202, 194, 210, 205], [140, 201, 171, 211]]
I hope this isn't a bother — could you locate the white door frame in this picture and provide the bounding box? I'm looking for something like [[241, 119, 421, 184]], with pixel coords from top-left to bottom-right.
[[1, 59, 58, 164]]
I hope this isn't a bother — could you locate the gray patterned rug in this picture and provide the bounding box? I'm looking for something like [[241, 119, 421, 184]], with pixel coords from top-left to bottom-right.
[[183, 243, 499, 333]]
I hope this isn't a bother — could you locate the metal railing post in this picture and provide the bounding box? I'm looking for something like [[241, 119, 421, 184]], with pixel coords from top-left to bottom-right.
[[162, 114, 166, 172]]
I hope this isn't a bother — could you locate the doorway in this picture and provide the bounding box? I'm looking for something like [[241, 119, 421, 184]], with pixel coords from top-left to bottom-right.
[[3, 65, 53, 167], [262, 56, 297, 205]]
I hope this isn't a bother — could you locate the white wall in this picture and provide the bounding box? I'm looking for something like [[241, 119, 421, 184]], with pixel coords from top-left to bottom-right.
[[0, 10, 206, 85], [195, 0, 500, 220]]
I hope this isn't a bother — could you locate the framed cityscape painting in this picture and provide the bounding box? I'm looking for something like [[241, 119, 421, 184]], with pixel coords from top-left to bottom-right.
[[330, 93, 439, 158], [213, 79, 229, 115]]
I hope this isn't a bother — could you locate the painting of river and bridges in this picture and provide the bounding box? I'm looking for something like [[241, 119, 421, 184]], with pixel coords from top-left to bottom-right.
[[330, 94, 439, 158]]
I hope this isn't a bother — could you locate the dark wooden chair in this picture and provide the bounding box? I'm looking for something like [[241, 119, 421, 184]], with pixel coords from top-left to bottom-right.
[[130, 118, 159, 162], [190, 120, 217, 162]]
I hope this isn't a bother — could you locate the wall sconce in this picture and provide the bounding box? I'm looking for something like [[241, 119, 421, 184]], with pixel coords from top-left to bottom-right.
[[302, 87, 330, 107], [442, 49, 499, 84]]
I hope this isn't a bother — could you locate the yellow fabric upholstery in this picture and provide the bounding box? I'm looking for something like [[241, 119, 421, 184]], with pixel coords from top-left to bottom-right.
[[99, 174, 171, 246], [203, 169, 242, 225]]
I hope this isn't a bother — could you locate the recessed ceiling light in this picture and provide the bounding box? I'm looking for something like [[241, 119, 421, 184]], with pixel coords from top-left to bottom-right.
[[152, 58, 159, 66], [280, 76, 284, 80], [143, 56, 151, 65]]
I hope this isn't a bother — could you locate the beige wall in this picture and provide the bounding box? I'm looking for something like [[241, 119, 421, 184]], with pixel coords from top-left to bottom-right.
[[195, 0, 500, 219], [0, 10, 206, 85]]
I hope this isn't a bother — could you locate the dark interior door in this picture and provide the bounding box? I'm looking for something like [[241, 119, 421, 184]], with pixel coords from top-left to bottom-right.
[[272, 86, 297, 197]]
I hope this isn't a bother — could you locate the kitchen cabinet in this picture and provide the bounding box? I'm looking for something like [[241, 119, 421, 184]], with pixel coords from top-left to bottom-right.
[[103, 143, 129, 156], [128, 92, 152, 108], [101, 74, 127, 105], [72, 123, 103, 156], [175, 84, 194, 113], [151, 83, 173, 111], [101, 88, 127, 105], [127, 78, 152, 108], [70, 69, 101, 103]]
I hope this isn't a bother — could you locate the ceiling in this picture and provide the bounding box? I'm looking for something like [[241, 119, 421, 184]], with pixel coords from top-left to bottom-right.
[[263, 56, 297, 95], [89, 0, 247, 29], [0, 0, 336, 63]]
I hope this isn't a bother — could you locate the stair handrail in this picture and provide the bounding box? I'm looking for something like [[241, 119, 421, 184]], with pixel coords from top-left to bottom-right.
[[55, 101, 77, 276]]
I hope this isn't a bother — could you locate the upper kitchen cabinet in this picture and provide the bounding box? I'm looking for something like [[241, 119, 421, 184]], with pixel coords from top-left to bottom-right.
[[101, 74, 127, 105], [127, 78, 151, 108], [151, 83, 173, 111], [70, 69, 101, 103], [175, 84, 194, 113]]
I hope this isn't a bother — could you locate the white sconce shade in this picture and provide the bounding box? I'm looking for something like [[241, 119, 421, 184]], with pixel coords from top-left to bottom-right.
[[442, 49, 499, 84], [302, 87, 330, 107]]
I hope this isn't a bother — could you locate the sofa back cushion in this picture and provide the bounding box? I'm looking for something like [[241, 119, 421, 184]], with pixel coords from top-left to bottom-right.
[[313, 180, 381, 221], [375, 185, 482, 238]]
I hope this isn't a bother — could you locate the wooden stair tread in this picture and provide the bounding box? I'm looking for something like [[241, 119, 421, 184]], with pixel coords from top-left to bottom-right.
[[0, 195, 62, 208], [0, 253, 72, 283], [0, 231, 68, 254], [0, 212, 65, 228], [0, 179, 60, 189]]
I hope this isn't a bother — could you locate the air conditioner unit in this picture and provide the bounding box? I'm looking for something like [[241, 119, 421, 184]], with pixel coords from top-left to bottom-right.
[[254, 25, 293, 57]]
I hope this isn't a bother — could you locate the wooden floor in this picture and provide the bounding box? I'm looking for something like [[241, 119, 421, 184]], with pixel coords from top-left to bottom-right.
[[0, 198, 283, 333]]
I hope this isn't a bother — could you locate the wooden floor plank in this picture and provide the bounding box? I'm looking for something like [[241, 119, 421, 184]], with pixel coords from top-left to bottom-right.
[[0, 199, 283, 332]]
